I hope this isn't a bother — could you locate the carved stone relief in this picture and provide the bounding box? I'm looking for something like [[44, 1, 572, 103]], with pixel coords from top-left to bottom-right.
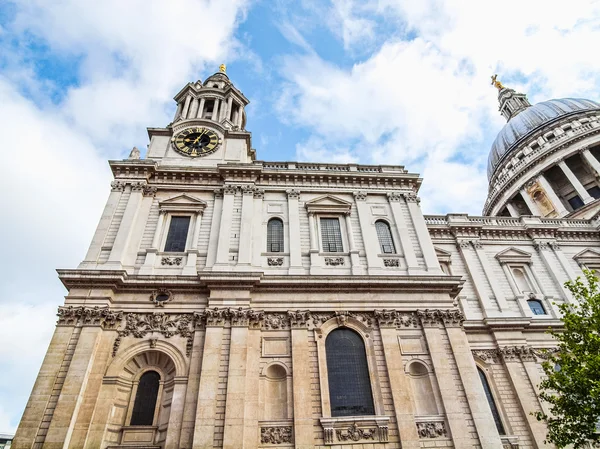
[[416, 421, 448, 438], [267, 257, 284, 266], [161, 256, 182, 266], [260, 426, 293, 444], [324, 257, 344, 266]]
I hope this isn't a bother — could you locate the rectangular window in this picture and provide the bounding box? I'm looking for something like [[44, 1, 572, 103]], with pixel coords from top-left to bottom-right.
[[164, 216, 191, 252], [320, 218, 344, 252]]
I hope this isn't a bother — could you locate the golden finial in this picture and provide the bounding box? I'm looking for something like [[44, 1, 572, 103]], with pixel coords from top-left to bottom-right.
[[219, 64, 226, 73], [491, 74, 504, 90]]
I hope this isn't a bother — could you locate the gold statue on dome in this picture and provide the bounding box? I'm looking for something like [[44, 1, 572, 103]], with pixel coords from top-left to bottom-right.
[[219, 64, 226, 73], [491, 74, 504, 90]]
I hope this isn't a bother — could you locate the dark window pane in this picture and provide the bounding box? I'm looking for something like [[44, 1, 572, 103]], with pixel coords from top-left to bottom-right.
[[568, 195, 584, 210], [267, 218, 284, 253], [375, 221, 395, 254], [320, 218, 344, 252], [587, 186, 600, 199], [528, 299, 546, 315], [164, 216, 190, 252], [130, 371, 160, 426], [326, 328, 375, 417], [478, 368, 505, 435]]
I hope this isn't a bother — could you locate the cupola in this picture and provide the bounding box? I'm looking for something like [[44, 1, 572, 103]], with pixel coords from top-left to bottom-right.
[[171, 65, 249, 130]]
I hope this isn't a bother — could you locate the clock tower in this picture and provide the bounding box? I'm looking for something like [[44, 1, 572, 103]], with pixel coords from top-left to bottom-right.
[[147, 65, 255, 166]]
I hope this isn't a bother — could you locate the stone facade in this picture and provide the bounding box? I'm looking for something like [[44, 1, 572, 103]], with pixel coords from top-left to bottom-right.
[[13, 71, 600, 449]]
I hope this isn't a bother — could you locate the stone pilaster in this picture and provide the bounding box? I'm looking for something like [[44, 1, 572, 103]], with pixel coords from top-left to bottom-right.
[[205, 189, 223, 269], [534, 240, 573, 303], [471, 239, 509, 312], [237, 185, 255, 267], [354, 191, 380, 272], [402, 192, 441, 273], [214, 185, 236, 269], [375, 311, 420, 449], [287, 189, 303, 274], [179, 329, 206, 448], [290, 317, 314, 449], [107, 182, 145, 269], [387, 192, 419, 273], [418, 309, 503, 449], [252, 188, 265, 269], [183, 211, 203, 275]]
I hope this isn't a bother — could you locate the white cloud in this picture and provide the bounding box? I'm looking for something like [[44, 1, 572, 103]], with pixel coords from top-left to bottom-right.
[[276, 0, 600, 214], [0, 0, 250, 432]]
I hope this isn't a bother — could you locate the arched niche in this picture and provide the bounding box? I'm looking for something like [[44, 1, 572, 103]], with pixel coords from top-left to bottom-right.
[[260, 362, 291, 421], [406, 360, 439, 416]]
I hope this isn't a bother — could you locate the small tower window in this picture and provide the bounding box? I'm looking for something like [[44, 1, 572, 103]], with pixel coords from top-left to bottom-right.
[[267, 218, 284, 253], [375, 220, 395, 254], [130, 371, 160, 426], [528, 299, 546, 315], [568, 195, 584, 210], [164, 216, 190, 252]]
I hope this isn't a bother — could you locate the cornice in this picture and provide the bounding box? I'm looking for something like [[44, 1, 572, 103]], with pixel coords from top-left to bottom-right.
[[57, 269, 464, 296]]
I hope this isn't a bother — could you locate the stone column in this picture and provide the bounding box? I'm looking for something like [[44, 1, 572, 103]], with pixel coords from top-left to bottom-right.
[[237, 108, 244, 128], [290, 320, 314, 448], [237, 185, 255, 267], [174, 102, 183, 121], [505, 202, 520, 217], [211, 98, 220, 121], [189, 98, 199, 119], [80, 183, 124, 267], [107, 182, 145, 268], [196, 98, 205, 119], [43, 326, 104, 449], [456, 240, 500, 317], [581, 147, 600, 178], [183, 211, 203, 275], [344, 212, 361, 274], [376, 313, 420, 449], [353, 192, 380, 271], [242, 324, 261, 448], [287, 189, 303, 274], [12, 326, 76, 449], [520, 187, 542, 215], [308, 212, 320, 271], [205, 189, 223, 269], [500, 349, 548, 449], [402, 192, 441, 273], [192, 320, 225, 449], [420, 311, 504, 449], [182, 95, 192, 119], [140, 209, 167, 275], [471, 240, 509, 312], [534, 240, 573, 303], [214, 185, 236, 269], [164, 378, 188, 449], [558, 160, 594, 204], [179, 330, 206, 448], [537, 174, 569, 215], [226, 97, 233, 121], [388, 192, 419, 273], [252, 189, 265, 269]]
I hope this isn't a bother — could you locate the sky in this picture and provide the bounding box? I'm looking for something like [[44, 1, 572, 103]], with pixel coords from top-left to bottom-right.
[[1, 0, 600, 434]]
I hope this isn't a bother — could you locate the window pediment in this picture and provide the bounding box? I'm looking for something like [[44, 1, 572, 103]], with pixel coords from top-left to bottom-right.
[[434, 247, 452, 264], [573, 248, 600, 266], [495, 247, 532, 264], [159, 194, 207, 214], [305, 195, 352, 215]]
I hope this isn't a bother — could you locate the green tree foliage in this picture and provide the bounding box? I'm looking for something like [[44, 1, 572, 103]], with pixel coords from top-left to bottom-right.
[[536, 270, 600, 448]]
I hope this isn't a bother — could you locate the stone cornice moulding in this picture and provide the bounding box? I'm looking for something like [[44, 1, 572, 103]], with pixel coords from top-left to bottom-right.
[[57, 269, 464, 296], [472, 345, 558, 364]]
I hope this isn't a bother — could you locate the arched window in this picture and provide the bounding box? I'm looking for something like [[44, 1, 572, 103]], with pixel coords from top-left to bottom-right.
[[375, 221, 395, 254], [477, 367, 505, 435], [528, 299, 546, 315], [325, 328, 374, 417], [130, 371, 160, 426], [267, 218, 284, 252]]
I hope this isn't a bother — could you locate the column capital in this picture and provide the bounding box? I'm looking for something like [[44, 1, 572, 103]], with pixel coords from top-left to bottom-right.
[[223, 184, 239, 195], [110, 180, 126, 192], [386, 191, 403, 202], [374, 309, 418, 328], [288, 310, 311, 328], [142, 185, 157, 197], [253, 188, 265, 199], [214, 188, 224, 199], [416, 308, 464, 328], [57, 306, 122, 329], [402, 191, 421, 204], [286, 188, 300, 199], [353, 191, 368, 201], [130, 181, 147, 192], [241, 184, 255, 195]]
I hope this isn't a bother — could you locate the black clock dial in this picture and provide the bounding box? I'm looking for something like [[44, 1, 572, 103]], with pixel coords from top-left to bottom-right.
[[172, 127, 220, 157]]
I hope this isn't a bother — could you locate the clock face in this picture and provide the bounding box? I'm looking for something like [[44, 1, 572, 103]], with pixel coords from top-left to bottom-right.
[[172, 127, 221, 157]]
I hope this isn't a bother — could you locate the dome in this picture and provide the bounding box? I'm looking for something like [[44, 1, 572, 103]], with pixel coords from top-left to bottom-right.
[[487, 98, 600, 180]]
